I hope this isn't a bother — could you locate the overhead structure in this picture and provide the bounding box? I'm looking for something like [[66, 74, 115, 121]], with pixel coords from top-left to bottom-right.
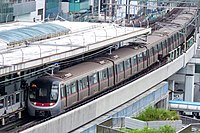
[[0, 23, 71, 47]]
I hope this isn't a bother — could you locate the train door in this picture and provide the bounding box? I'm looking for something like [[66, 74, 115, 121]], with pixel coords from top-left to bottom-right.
[[176, 33, 180, 47], [66, 82, 78, 106], [143, 51, 147, 69], [179, 30, 184, 45], [174, 34, 177, 48], [124, 58, 131, 79], [116, 61, 125, 83], [163, 40, 167, 57], [99, 68, 109, 91], [149, 48, 154, 66], [89, 73, 99, 95], [171, 36, 175, 50], [60, 83, 66, 109], [131, 55, 137, 75], [157, 43, 162, 58], [108, 67, 114, 87], [153, 45, 158, 63], [78, 77, 89, 101], [137, 53, 143, 72], [167, 38, 172, 52], [66, 85, 71, 106]]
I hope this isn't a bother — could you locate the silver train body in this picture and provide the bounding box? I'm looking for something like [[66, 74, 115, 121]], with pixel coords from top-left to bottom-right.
[[28, 8, 197, 117]]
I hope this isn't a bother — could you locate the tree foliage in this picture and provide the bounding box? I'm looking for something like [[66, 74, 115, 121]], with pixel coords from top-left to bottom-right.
[[134, 106, 179, 121]]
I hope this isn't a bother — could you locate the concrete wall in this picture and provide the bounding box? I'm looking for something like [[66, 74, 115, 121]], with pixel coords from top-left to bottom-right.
[[125, 117, 182, 131], [13, 1, 36, 16], [21, 43, 196, 133]]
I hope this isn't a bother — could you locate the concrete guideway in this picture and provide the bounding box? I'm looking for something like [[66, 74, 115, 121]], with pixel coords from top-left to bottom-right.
[[20, 41, 197, 133]]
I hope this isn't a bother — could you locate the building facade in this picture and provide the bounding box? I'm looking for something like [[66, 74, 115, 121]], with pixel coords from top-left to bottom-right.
[[0, 0, 36, 23], [0, 0, 14, 23], [45, 0, 61, 18], [69, 0, 89, 13]]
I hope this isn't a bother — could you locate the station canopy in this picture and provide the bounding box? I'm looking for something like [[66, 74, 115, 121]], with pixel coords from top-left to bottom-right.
[[0, 23, 70, 45]]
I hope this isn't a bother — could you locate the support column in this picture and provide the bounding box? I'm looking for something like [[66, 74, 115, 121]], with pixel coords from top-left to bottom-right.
[[184, 64, 195, 102], [168, 80, 175, 100]]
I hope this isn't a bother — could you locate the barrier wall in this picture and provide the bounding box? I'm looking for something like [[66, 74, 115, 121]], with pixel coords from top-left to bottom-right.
[[21, 43, 196, 133]]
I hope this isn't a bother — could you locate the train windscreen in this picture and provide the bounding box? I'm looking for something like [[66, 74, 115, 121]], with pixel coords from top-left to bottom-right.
[[29, 82, 59, 104]]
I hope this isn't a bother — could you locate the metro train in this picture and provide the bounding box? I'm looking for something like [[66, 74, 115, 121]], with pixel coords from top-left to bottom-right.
[[28, 8, 197, 117]]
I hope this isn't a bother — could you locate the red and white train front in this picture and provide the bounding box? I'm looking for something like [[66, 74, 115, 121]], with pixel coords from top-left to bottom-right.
[[28, 76, 62, 117]]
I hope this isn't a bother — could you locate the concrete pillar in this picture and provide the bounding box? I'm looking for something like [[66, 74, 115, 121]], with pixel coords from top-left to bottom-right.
[[168, 80, 175, 100], [184, 64, 195, 102]]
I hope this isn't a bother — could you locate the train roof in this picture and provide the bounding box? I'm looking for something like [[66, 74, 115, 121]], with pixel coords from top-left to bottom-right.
[[32, 76, 62, 83], [54, 59, 112, 82], [146, 8, 196, 47], [106, 46, 146, 62]]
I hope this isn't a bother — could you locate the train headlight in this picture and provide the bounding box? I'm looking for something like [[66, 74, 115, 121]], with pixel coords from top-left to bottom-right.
[[49, 103, 55, 106]]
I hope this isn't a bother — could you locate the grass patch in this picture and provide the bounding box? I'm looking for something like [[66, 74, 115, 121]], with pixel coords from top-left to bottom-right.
[[134, 106, 179, 121], [119, 125, 175, 133]]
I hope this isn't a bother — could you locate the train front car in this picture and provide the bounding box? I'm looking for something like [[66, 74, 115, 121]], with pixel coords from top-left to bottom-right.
[[28, 76, 62, 117]]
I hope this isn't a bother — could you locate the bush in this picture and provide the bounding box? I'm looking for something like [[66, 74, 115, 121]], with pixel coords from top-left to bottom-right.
[[134, 106, 179, 121]]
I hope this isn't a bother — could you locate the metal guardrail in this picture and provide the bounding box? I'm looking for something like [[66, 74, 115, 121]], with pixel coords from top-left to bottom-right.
[[180, 115, 200, 125]]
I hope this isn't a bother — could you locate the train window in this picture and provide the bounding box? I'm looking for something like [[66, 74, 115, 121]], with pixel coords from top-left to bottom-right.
[[158, 43, 161, 51], [125, 59, 131, 69], [66, 85, 71, 95], [171, 36, 174, 43], [174, 34, 176, 41], [39, 88, 47, 97], [149, 48, 153, 56], [29, 89, 36, 99], [164, 41, 167, 48], [78, 77, 88, 90], [168, 38, 171, 45], [154, 45, 158, 53], [99, 69, 108, 81], [108, 67, 113, 77], [132, 56, 137, 65], [89, 73, 98, 85], [71, 82, 77, 93], [117, 62, 124, 73], [138, 53, 143, 62], [61, 88, 65, 98], [82, 77, 88, 89], [60, 85, 65, 98], [78, 80, 83, 90], [177, 33, 179, 39], [51, 88, 58, 101]]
